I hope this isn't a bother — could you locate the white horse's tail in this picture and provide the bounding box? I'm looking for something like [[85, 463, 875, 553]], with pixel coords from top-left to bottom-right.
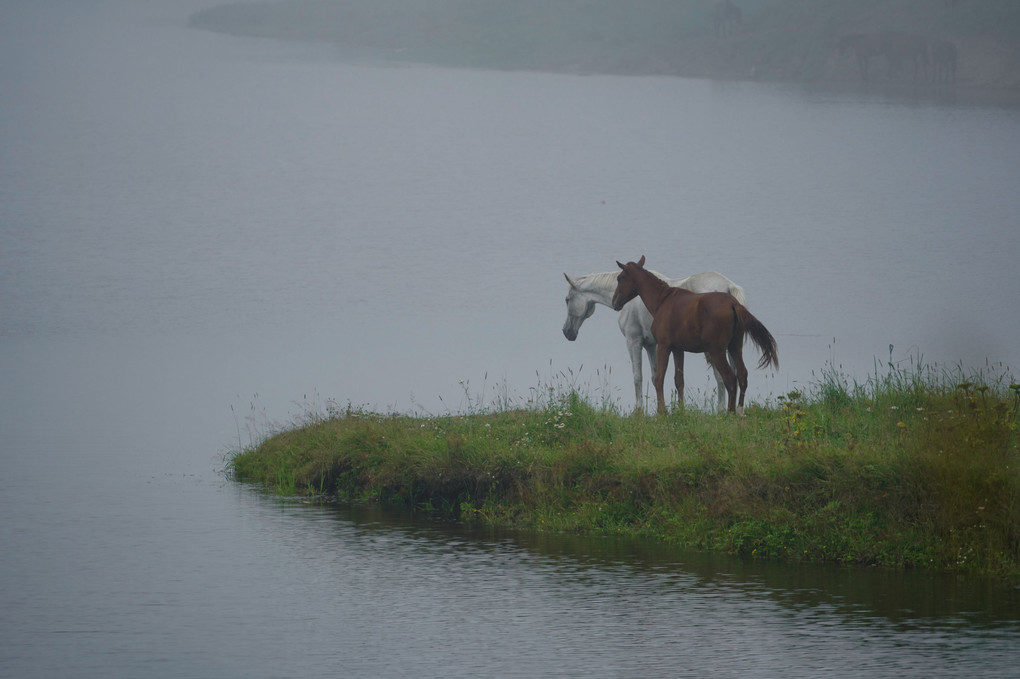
[[728, 281, 748, 307]]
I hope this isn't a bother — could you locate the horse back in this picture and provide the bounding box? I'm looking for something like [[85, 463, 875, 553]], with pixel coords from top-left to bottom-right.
[[651, 290, 740, 352]]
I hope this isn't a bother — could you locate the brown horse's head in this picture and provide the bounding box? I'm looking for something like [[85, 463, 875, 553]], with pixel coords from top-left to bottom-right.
[[611, 255, 645, 310]]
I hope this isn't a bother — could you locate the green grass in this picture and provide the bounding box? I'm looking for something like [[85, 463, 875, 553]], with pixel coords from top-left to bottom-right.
[[228, 358, 1020, 577]]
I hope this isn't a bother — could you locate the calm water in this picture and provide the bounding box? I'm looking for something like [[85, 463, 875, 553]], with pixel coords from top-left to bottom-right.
[[1, 2, 1019, 677]]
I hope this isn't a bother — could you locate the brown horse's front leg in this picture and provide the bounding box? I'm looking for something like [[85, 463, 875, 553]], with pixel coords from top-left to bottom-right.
[[654, 344, 670, 415], [673, 349, 685, 412]]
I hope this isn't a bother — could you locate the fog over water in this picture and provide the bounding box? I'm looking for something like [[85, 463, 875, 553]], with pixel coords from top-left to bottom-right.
[[3, 2, 1019, 419], [1, 2, 1019, 677]]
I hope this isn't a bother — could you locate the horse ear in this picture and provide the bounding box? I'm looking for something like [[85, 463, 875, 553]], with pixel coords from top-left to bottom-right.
[[637, 255, 645, 267], [564, 273, 578, 289], [616, 260, 625, 270]]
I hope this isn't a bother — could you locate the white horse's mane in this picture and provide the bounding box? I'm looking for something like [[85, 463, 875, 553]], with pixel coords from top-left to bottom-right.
[[572, 269, 747, 307], [573, 269, 669, 292]]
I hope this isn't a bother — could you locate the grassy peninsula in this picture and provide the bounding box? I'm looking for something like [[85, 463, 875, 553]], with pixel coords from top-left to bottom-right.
[[229, 360, 1020, 577]]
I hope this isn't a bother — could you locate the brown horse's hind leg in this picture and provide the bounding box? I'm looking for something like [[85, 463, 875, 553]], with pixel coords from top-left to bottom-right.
[[707, 348, 737, 413], [728, 339, 749, 416]]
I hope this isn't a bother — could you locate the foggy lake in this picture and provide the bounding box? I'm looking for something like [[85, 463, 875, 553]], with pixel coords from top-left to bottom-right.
[[1, 1, 1018, 677]]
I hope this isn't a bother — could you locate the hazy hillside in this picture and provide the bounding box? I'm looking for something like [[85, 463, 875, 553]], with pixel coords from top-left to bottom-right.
[[190, 0, 1020, 89]]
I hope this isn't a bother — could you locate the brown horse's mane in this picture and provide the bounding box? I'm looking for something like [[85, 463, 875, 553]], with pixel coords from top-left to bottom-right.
[[629, 262, 676, 298]]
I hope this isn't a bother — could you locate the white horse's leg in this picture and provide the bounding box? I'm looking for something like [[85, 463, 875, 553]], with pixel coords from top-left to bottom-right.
[[705, 356, 726, 412], [706, 354, 741, 412], [644, 343, 657, 413], [627, 337, 645, 412]]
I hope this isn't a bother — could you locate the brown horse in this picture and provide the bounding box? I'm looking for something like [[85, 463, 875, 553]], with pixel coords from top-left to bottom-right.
[[611, 256, 778, 415]]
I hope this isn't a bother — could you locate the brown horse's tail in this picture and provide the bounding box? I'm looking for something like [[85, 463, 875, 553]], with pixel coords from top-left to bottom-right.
[[733, 305, 779, 370]]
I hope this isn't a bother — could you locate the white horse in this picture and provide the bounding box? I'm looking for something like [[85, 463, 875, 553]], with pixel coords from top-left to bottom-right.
[[562, 269, 748, 412]]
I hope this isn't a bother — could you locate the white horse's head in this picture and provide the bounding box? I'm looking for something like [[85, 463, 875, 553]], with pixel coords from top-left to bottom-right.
[[562, 273, 597, 341]]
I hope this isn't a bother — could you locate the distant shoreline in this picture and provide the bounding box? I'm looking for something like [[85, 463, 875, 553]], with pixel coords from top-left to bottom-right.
[[189, 0, 1020, 93]]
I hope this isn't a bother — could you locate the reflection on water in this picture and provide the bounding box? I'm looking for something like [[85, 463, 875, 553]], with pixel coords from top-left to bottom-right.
[[778, 77, 1020, 111], [263, 500, 1019, 677], [329, 503, 1020, 626]]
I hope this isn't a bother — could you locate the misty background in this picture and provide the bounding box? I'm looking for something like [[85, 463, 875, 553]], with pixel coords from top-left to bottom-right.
[[190, 0, 1020, 88], [2, 2, 1020, 677]]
